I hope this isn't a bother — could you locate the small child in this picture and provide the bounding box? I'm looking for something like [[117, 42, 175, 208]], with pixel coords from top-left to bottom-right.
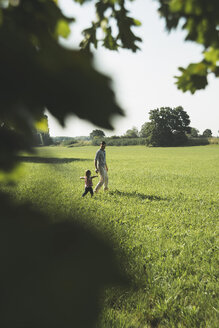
[[80, 170, 98, 197]]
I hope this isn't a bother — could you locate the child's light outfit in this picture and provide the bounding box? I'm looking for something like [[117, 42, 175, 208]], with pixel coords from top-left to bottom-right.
[[82, 176, 94, 197]]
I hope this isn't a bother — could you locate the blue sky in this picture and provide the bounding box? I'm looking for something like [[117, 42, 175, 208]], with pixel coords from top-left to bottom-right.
[[48, 0, 219, 137]]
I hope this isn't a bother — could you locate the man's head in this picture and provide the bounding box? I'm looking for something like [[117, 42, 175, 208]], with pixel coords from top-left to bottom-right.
[[100, 141, 106, 150]]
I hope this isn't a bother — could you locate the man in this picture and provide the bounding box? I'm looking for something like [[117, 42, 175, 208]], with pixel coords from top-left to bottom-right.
[[94, 141, 108, 193]]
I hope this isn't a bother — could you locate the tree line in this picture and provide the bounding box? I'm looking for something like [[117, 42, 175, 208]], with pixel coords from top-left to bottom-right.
[[89, 106, 214, 147]]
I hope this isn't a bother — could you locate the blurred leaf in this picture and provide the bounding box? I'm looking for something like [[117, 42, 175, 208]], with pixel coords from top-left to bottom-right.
[[175, 62, 208, 94], [169, 0, 183, 12], [80, 0, 142, 52], [35, 115, 49, 133], [103, 27, 118, 50], [115, 8, 142, 52], [204, 47, 219, 65], [37, 42, 124, 128], [133, 19, 141, 26], [9, 0, 20, 6], [55, 19, 71, 39], [80, 24, 98, 50], [0, 126, 33, 172]]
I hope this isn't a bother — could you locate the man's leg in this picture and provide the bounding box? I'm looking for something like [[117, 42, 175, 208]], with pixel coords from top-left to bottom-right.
[[94, 167, 104, 193], [103, 169, 108, 190]]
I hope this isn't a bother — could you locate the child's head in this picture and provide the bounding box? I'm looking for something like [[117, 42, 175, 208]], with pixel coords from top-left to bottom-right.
[[85, 169, 91, 177]]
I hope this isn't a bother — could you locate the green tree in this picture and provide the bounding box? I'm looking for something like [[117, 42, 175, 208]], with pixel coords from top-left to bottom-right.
[[140, 122, 151, 138], [124, 126, 139, 138], [144, 106, 191, 147], [158, 0, 219, 93], [190, 127, 199, 138], [202, 129, 212, 137], [89, 129, 105, 139]]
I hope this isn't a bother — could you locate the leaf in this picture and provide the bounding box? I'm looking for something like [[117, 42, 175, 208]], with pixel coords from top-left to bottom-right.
[[0, 127, 33, 172], [55, 19, 71, 39], [35, 115, 49, 133], [133, 19, 141, 26], [175, 62, 208, 93], [103, 27, 118, 50], [204, 48, 219, 65], [27, 38, 124, 129]]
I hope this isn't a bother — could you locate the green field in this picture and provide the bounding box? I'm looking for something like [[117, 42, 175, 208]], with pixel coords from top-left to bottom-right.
[[1, 145, 219, 327]]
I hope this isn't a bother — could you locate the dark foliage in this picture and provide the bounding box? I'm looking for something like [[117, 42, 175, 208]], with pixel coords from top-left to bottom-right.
[[202, 129, 212, 137], [142, 106, 190, 147], [90, 129, 106, 139]]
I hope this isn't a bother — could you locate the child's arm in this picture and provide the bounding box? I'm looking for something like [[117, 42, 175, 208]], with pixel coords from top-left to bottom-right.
[[91, 175, 98, 179], [80, 176, 85, 179]]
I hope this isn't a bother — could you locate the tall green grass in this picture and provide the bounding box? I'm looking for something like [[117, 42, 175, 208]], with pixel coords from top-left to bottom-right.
[[1, 145, 219, 327]]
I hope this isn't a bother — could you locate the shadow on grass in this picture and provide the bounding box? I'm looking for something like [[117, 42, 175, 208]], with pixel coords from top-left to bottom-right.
[[0, 190, 127, 328], [109, 190, 165, 201], [17, 156, 91, 164]]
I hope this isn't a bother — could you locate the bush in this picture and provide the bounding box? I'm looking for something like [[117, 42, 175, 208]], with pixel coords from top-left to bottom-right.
[[106, 138, 145, 146], [61, 139, 77, 146], [187, 138, 209, 146], [91, 137, 146, 146], [68, 140, 91, 147]]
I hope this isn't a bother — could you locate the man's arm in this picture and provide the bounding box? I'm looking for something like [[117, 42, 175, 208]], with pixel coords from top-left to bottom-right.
[[94, 159, 98, 173], [94, 150, 99, 172]]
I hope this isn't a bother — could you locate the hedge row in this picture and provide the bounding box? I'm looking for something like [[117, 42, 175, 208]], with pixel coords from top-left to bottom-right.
[[91, 137, 146, 146]]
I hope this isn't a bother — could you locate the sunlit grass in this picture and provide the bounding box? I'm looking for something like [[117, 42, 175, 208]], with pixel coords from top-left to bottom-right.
[[1, 145, 219, 327]]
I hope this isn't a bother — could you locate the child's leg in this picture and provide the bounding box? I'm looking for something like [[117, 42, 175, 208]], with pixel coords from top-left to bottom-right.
[[90, 187, 94, 197], [82, 187, 89, 197]]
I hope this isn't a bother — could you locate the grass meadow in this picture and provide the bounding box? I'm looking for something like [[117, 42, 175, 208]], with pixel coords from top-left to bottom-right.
[[1, 145, 219, 327]]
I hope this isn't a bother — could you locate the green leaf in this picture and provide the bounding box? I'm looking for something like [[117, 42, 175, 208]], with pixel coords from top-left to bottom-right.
[[103, 27, 118, 50], [175, 62, 208, 93], [35, 115, 49, 133], [55, 19, 71, 39], [169, 0, 183, 13], [204, 48, 219, 65], [133, 19, 141, 26]]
